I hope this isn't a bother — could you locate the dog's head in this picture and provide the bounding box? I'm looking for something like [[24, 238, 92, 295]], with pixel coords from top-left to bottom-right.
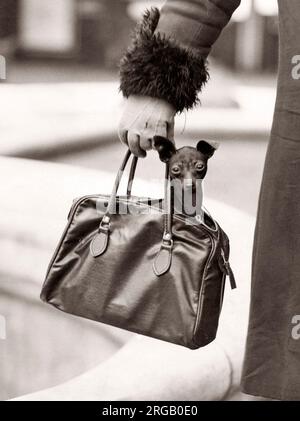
[[153, 136, 217, 189]]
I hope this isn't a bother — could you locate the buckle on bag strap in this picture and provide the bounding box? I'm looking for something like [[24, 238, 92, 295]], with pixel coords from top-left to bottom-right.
[[161, 233, 173, 249], [152, 232, 173, 277], [90, 216, 110, 258]]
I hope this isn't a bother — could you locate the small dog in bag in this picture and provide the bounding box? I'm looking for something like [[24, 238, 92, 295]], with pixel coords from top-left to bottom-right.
[[153, 135, 218, 223]]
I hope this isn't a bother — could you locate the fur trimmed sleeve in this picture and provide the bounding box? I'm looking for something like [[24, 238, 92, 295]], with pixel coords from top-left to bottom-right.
[[119, 8, 209, 113], [119, 0, 240, 113]]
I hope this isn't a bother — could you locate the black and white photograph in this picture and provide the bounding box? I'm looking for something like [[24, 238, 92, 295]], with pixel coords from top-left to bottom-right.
[[0, 0, 300, 404]]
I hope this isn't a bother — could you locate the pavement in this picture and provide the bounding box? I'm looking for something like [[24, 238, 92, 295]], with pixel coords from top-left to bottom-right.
[[0, 63, 276, 400], [0, 156, 255, 400], [0, 62, 276, 159]]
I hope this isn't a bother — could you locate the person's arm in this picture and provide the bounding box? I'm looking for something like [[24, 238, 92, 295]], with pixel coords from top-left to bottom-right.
[[120, 1, 240, 112], [118, 1, 241, 155]]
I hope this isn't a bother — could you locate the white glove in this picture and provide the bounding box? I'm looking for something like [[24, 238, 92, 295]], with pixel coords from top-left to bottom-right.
[[118, 95, 176, 157]]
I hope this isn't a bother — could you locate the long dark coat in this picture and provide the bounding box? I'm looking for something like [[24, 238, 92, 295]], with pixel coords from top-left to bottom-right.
[[241, 0, 300, 400], [119, 0, 300, 400]]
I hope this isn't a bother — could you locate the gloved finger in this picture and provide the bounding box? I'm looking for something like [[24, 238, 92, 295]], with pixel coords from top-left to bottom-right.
[[167, 119, 175, 142], [118, 126, 128, 145], [139, 135, 152, 151], [154, 121, 168, 138], [150, 121, 168, 149], [127, 132, 146, 158]]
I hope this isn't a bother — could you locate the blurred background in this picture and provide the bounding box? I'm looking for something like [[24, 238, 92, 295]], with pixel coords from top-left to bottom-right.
[[0, 0, 278, 400], [0, 0, 279, 211]]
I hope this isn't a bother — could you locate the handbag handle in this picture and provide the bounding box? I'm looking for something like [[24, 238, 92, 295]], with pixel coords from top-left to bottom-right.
[[126, 154, 138, 197], [125, 154, 173, 276], [90, 149, 173, 276]]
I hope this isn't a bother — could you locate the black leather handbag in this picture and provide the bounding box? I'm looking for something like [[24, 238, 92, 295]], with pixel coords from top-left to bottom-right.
[[41, 150, 236, 349]]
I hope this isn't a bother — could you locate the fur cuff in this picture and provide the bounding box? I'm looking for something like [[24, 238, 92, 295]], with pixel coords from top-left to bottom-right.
[[119, 8, 209, 113]]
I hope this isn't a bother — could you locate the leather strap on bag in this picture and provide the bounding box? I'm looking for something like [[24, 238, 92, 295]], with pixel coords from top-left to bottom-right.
[[126, 155, 173, 275], [90, 149, 174, 276], [90, 150, 132, 257], [153, 164, 173, 276], [126, 155, 138, 197]]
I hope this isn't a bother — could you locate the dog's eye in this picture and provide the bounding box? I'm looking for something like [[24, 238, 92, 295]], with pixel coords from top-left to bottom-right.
[[195, 162, 205, 171], [171, 165, 181, 175]]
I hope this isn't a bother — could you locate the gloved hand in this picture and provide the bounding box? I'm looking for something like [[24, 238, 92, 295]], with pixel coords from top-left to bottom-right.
[[118, 95, 176, 157]]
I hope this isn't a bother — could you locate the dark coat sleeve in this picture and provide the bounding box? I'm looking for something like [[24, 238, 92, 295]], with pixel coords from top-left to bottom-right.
[[119, 0, 241, 113]]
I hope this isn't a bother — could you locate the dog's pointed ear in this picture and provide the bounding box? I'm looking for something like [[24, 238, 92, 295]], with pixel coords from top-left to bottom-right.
[[153, 136, 176, 163], [196, 140, 218, 159]]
